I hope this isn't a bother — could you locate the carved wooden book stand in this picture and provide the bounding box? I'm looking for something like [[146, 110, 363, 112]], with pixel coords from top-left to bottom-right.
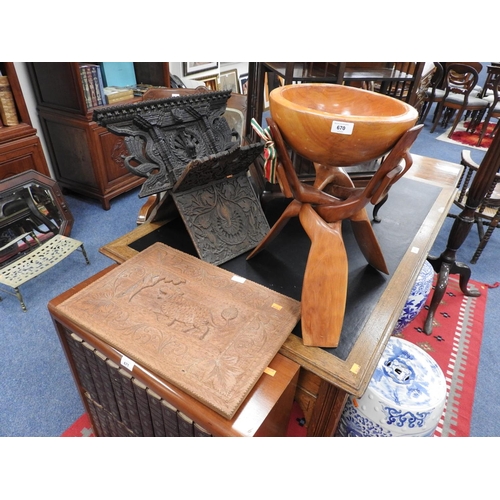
[[93, 91, 269, 265]]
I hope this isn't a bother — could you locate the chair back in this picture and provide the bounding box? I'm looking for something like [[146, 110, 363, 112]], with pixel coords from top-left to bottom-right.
[[428, 62, 444, 97], [445, 63, 479, 99], [457, 150, 500, 213], [478, 65, 500, 98], [487, 68, 500, 107]]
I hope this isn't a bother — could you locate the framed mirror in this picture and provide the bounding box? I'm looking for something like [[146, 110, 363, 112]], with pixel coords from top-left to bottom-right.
[[0, 170, 74, 265]]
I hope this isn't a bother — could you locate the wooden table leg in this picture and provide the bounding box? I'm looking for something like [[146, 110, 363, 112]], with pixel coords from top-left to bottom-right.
[[306, 379, 349, 437]]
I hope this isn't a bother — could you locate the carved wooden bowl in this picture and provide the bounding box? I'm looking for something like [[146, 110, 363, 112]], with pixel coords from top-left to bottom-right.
[[269, 83, 419, 166]]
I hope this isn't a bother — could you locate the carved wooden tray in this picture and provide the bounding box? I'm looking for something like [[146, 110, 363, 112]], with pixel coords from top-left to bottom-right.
[[57, 243, 301, 419]]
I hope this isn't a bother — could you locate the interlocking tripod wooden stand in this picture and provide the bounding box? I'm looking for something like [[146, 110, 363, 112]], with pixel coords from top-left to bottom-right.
[[247, 118, 423, 347]]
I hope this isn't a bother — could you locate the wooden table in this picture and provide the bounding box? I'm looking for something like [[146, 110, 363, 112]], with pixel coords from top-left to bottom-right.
[[100, 154, 463, 436]]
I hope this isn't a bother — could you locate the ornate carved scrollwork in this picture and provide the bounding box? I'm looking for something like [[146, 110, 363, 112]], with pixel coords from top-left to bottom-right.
[[93, 91, 269, 265]]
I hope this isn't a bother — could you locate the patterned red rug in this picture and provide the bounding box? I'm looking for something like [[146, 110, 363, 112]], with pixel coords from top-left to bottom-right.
[[437, 120, 496, 150], [395, 274, 488, 437], [62, 274, 488, 438]]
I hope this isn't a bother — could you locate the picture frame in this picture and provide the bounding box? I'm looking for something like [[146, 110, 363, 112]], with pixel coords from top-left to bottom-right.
[[183, 62, 219, 77], [263, 72, 270, 110], [218, 70, 240, 94], [199, 75, 218, 91], [238, 72, 249, 95]]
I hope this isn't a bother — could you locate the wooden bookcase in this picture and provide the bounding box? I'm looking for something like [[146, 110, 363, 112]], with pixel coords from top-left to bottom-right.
[[26, 63, 171, 210], [0, 62, 50, 181]]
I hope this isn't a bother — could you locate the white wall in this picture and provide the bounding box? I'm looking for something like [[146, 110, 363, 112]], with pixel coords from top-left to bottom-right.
[[14, 62, 55, 177]]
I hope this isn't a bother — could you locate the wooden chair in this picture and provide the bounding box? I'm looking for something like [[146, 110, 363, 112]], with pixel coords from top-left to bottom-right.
[[431, 63, 489, 137], [450, 149, 500, 263], [477, 64, 500, 99], [419, 62, 445, 125], [476, 68, 500, 146]]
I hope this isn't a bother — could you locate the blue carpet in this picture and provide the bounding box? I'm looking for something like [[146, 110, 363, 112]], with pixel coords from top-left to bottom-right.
[[1, 102, 500, 437]]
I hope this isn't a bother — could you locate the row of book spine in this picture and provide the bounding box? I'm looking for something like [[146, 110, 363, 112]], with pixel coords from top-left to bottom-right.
[[65, 329, 212, 437], [0, 75, 20, 127], [79, 63, 106, 109]]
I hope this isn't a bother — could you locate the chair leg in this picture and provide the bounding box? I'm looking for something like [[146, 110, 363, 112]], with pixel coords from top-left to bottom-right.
[[419, 100, 431, 124], [471, 219, 499, 264], [430, 102, 445, 133], [447, 109, 465, 138], [477, 114, 493, 146]]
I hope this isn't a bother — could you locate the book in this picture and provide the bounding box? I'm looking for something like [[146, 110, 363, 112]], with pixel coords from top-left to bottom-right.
[[160, 399, 180, 436], [79, 65, 93, 108], [81, 341, 106, 406], [93, 65, 106, 106], [79, 63, 107, 108], [146, 388, 166, 437], [132, 378, 155, 437], [66, 332, 99, 402], [0, 75, 19, 126], [104, 86, 135, 104], [100, 62, 136, 88], [194, 422, 212, 437], [94, 350, 121, 420], [83, 66, 98, 107], [106, 359, 131, 428], [177, 411, 195, 437], [118, 368, 143, 436]]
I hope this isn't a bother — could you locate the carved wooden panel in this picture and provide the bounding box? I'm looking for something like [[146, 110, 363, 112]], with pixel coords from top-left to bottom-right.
[[171, 142, 269, 265], [93, 90, 237, 198], [56, 242, 301, 419], [173, 173, 270, 265], [94, 90, 268, 265]]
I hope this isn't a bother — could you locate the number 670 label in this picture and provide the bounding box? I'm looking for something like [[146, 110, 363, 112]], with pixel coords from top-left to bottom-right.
[[331, 121, 354, 135]]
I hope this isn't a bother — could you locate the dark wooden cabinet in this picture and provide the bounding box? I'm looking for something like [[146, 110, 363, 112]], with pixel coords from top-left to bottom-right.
[[26, 63, 171, 210], [0, 62, 50, 181]]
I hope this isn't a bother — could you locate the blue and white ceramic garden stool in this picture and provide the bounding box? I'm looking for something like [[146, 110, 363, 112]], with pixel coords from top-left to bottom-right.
[[336, 337, 447, 437], [393, 260, 434, 335]]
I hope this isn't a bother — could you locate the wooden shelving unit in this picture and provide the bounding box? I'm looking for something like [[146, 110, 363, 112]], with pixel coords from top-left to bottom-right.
[[0, 62, 50, 180], [26, 63, 171, 210]]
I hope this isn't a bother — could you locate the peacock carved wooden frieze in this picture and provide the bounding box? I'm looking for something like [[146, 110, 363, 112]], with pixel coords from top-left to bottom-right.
[[93, 90, 239, 197]]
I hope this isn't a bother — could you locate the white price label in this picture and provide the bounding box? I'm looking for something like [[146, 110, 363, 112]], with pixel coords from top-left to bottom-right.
[[231, 275, 246, 283], [331, 121, 354, 135], [121, 356, 135, 371]]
